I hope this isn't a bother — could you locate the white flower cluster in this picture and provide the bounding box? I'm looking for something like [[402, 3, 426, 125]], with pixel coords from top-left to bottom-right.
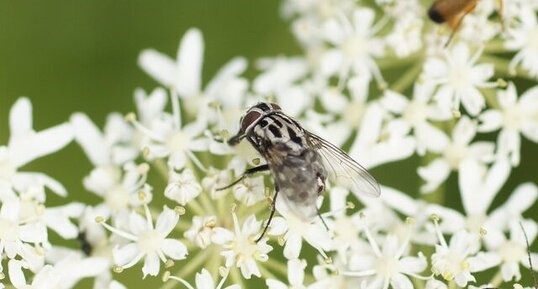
[[1, 0, 537, 288]]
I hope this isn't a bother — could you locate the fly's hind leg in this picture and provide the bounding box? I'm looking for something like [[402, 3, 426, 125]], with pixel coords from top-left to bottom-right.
[[216, 164, 270, 191], [315, 173, 329, 231], [255, 185, 279, 243]]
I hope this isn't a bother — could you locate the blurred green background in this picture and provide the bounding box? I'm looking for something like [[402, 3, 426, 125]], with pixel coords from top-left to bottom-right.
[[0, 1, 536, 288]]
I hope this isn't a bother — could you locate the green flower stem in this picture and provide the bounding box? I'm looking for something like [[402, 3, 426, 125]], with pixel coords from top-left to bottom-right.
[[264, 257, 290, 277], [377, 53, 420, 70], [259, 264, 279, 280], [489, 270, 504, 287], [484, 40, 508, 54], [482, 87, 499, 109], [186, 198, 207, 217], [154, 159, 169, 180], [199, 190, 217, 215], [390, 61, 424, 93], [412, 276, 425, 289], [230, 266, 247, 289]]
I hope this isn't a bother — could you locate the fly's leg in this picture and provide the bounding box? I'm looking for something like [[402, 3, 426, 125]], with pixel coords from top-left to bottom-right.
[[315, 173, 329, 231], [216, 164, 270, 191], [316, 206, 330, 231], [445, 2, 477, 47], [255, 185, 279, 243]]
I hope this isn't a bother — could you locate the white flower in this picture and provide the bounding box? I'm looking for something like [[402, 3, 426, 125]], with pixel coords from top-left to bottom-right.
[[134, 87, 168, 127], [212, 213, 272, 279], [485, 219, 537, 281], [344, 222, 428, 289], [253, 57, 310, 116], [201, 167, 232, 199], [138, 28, 247, 115], [380, 83, 451, 155], [0, 199, 46, 269], [135, 112, 208, 171], [82, 162, 152, 215], [417, 116, 495, 193], [349, 103, 416, 169], [423, 43, 495, 116], [104, 206, 187, 278], [138, 28, 204, 98], [184, 215, 217, 249], [269, 201, 333, 260], [165, 268, 239, 289], [71, 112, 137, 167], [385, 15, 423, 58], [266, 259, 308, 289], [165, 169, 202, 205], [505, 8, 538, 78], [8, 254, 108, 289], [431, 229, 500, 287], [0, 97, 73, 199], [478, 82, 538, 166], [320, 8, 385, 85], [232, 175, 265, 206]]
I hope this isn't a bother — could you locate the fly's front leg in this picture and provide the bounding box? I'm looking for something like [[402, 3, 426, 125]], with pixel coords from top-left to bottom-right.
[[255, 185, 279, 243], [216, 164, 270, 191]]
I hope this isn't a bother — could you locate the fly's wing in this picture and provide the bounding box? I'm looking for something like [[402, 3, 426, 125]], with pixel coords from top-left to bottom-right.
[[304, 131, 381, 198], [263, 144, 320, 221]]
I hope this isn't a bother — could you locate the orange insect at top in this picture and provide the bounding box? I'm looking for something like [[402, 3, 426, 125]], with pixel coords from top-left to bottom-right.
[[428, 0, 503, 44]]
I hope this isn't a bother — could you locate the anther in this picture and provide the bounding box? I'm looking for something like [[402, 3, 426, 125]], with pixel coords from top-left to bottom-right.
[[174, 206, 186, 215]]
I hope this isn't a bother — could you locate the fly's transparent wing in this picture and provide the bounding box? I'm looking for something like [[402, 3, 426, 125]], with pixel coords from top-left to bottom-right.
[[305, 131, 381, 198]]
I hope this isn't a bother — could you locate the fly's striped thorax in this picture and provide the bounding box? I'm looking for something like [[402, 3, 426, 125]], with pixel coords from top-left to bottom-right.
[[248, 112, 306, 152]]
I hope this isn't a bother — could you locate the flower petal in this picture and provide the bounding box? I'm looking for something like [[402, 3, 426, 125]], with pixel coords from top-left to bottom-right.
[[176, 28, 204, 98], [162, 239, 188, 260]]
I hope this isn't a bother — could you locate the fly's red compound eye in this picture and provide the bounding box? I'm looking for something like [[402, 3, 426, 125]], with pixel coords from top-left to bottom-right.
[[270, 103, 281, 110], [241, 110, 262, 131]]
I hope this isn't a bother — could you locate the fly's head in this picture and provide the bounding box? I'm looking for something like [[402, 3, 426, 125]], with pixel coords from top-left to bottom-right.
[[228, 102, 282, 145]]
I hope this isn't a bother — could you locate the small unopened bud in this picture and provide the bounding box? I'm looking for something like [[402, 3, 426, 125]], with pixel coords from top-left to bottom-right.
[[513, 284, 524, 289], [95, 216, 105, 223], [406, 217, 415, 225], [113, 265, 124, 273], [324, 256, 333, 264], [138, 191, 147, 201], [175, 206, 186, 215], [451, 109, 461, 118], [142, 147, 151, 157], [218, 266, 228, 277], [497, 78, 507, 88], [378, 81, 388, 91], [252, 158, 261, 165], [162, 271, 171, 282], [429, 214, 440, 222], [124, 112, 137, 122], [220, 129, 229, 140], [479, 227, 487, 237], [138, 163, 150, 174], [165, 259, 174, 268], [346, 202, 355, 210]]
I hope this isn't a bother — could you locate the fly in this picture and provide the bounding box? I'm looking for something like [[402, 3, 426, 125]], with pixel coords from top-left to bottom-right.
[[218, 102, 381, 242]]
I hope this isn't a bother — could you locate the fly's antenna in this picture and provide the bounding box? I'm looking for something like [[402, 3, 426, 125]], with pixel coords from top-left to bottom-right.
[[519, 221, 538, 289]]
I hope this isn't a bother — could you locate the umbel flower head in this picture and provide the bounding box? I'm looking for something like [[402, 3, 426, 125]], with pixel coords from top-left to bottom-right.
[[1, 0, 538, 288]]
